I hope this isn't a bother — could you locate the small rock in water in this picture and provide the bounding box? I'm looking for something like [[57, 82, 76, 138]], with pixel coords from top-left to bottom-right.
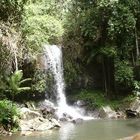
[[59, 118, 68, 122], [21, 131, 32, 136], [126, 110, 137, 118], [75, 100, 86, 107], [63, 113, 73, 119], [126, 99, 140, 118], [72, 118, 83, 124]]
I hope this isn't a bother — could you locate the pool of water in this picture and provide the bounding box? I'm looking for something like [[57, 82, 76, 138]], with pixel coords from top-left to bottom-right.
[[1, 119, 140, 140]]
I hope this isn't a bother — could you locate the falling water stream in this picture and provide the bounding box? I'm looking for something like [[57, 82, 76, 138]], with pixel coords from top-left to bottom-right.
[[44, 45, 92, 120]]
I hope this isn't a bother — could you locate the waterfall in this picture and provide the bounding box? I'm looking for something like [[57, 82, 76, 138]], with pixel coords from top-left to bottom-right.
[[44, 45, 93, 120]]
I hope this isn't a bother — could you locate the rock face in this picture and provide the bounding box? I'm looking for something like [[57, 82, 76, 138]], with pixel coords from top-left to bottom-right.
[[126, 99, 140, 118], [99, 106, 118, 119], [19, 106, 60, 132]]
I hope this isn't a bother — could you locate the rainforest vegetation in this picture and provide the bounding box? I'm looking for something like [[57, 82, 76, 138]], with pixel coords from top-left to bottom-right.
[[0, 0, 140, 131]]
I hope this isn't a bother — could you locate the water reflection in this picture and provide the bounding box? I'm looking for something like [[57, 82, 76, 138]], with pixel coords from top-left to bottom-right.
[[59, 123, 75, 140]]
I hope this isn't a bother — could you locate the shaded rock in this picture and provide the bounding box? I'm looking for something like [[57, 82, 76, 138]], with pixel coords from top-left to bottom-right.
[[126, 99, 140, 118], [126, 110, 137, 118], [99, 106, 117, 119]]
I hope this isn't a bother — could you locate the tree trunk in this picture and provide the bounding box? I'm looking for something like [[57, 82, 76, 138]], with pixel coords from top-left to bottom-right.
[[102, 57, 115, 98], [102, 58, 107, 94], [135, 26, 139, 64]]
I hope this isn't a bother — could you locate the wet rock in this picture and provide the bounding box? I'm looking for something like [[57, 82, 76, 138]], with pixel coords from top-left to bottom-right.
[[74, 100, 87, 107], [72, 118, 83, 124], [38, 100, 57, 118], [86, 109, 100, 118], [59, 113, 73, 122], [99, 106, 117, 119], [126, 99, 140, 118], [59, 118, 68, 122]]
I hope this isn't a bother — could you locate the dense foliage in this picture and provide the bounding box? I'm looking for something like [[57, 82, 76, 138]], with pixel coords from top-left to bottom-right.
[[63, 0, 140, 97], [0, 100, 19, 131], [0, 0, 27, 23], [22, 0, 64, 53]]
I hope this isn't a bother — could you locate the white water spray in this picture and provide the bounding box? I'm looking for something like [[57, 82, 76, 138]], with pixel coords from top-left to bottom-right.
[[44, 45, 93, 120]]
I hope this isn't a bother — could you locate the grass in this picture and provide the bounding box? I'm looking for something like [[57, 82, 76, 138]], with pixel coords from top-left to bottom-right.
[[68, 89, 136, 110]]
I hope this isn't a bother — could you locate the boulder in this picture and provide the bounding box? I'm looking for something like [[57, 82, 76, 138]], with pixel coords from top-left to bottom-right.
[[20, 107, 41, 120], [99, 106, 117, 119], [126, 99, 140, 118], [19, 117, 60, 131], [19, 106, 61, 131]]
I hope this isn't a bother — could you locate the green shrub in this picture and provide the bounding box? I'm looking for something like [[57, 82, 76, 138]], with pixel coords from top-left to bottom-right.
[[23, 15, 64, 53], [31, 70, 47, 93], [68, 89, 136, 110], [0, 100, 19, 131], [115, 60, 134, 86], [7, 70, 31, 100], [0, 0, 27, 23], [22, 1, 64, 53]]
